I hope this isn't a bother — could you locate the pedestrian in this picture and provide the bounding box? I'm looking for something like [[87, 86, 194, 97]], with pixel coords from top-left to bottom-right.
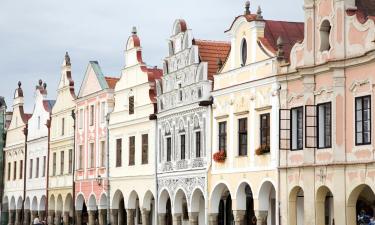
[[33, 215, 41, 225]]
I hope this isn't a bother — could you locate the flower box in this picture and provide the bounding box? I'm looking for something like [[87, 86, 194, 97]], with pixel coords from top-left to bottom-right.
[[255, 145, 270, 155], [213, 150, 226, 163]]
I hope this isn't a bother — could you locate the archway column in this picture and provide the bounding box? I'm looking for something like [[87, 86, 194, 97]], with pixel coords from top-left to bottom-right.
[[88, 210, 95, 225], [8, 210, 15, 225], [48, 210, 55, 225], [188, 212, 198, 225], [30, 211, 38, 225], [141, 209, 150, 225], [23, 209, 30, 225], [110, 209, 118, 225], [255, 210, 267, 225], [126, 209, 135, 225], [98, 209, 107, 225], [14, 209, 22, 225], [233, 210, 246, 225], [55, 211, 62, 225], [208, 213, 218, 225], [172, 213, 182, 225], [39, 210, 46, 223], [75, 210, 82, 225], [118, 209, 125, 225], [63, 212, 69, 225], [158, 213, 166, 225]]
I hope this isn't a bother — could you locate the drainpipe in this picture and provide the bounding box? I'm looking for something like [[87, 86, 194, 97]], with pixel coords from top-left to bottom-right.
[[45, 118, 51, 221], [71, 110, 76, 225], [106, 113, 110, 225], [22, 124, 28, 224]]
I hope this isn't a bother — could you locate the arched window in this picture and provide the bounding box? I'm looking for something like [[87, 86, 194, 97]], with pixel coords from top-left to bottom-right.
[[241, 38, 247, 66], [320, 20, 331, 52]]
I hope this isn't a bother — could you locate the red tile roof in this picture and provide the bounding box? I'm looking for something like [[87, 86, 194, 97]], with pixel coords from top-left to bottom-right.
[[194, 39, 231, 80], [259, 20, 304, 61], [105, 76, 120, 89], [346, 8, 375, 23]]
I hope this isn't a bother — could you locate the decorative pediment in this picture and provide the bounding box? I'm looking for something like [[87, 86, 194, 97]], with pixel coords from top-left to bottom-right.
[[350, 78, 372, 93]]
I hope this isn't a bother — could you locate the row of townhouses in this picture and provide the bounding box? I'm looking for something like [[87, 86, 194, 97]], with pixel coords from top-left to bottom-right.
[[1, 1, 375, 225]]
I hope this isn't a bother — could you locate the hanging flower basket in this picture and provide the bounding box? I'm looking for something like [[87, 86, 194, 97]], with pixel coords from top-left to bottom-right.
[[255, 145, 270, 155], [213, 150, 226, 163]]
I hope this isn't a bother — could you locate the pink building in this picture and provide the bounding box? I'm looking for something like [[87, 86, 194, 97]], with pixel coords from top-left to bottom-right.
[[278, 1, 375, 225], [74, 61, 118, 225]]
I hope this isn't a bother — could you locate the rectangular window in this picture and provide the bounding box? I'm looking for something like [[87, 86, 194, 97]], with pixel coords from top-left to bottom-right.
[[90, 143, 95, 168], [100, 141, 106, 167], [61, 117, 65, 136], [180, 134, 186, 160], [35, 158, 39, 178], [19, 160, 23, 179], [13, 161, 16, 180], [238, 118, 247, 156], [291, 107, 303, 150], [52, 153, 56, 176], [100, 102, 106, 123], [79, 145, 83, 169], [116, 139, 122, 167], [90, 105, 95, 126], [68, 149, 73, 174], [142, 134, 148, 164], [196, 131, 201, 158], [129, 136, 135, 166], [317, 103, 331, 148], [79, 109, 83, 129], [218, 122, 227, 152], [60, 151, 64, 175], [7, 162, 11, 180], [260, 113, 270, 151], [29, 159, 33, 178], [129, 96, 134, 115], [166, 137, 172, 162], [42, 156, 46, 177], [178, 84, 183, 101], [355, 96, 371, 145]]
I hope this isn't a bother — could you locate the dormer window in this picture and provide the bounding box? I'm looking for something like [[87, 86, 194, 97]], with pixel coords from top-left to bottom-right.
[[320, 20, 331, 52], [129, 96, 134, 115], [241, 38, 247, 66]]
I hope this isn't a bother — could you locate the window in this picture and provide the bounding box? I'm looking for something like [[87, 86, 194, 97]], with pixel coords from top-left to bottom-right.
[[90, 105, 94, 126], [52, 153, 56, 176], [79, 109, 83, 129], [60, 151, 64, 175], [42, 156, 46, 177], [100, 102, 106, 123], [79, 145, 83, 169], [100, 141, 106, 167], [178, 84, 183, 101], [260, 114, 270, 151], [142, 134, 148, 164], [241, 38, 247, 66], [219, 122, 227, 152], [116, 139, 122, 167], [7, 162, 10, 180], [30, 159, 33, 178], [291, 107, 303, 150], [196, 131, 201, 158], [180, 134, 186, 160], [317, 103, 331, 148], [166, 137, 172, 162], [320, 20, 331, 52], [19, 160, 23, 179], [238, 118, 248, 156], [35, 158, 39, 178], [355, 96, 371, 145], [68, 149, 73, 174], [90, 143, 95, 168], [129, 96, 134, 115], [61, 117, 65, 136], [129, 136, 135, 166], [13, 161, 16, 180]]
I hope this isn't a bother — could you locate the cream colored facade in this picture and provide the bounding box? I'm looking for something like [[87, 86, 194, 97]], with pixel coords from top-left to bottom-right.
[[48, 53, 76, 225], [108, 29, 161, 225]]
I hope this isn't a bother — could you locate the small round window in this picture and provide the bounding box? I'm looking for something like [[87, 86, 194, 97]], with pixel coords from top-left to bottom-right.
[[241, 38, 247, 66]]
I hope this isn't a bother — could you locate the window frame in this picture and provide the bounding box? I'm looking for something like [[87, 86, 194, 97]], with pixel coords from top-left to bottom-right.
[[238, 118, 248, 156], [89, 142, 95, 168], [79, 145, 84, 169], [129, 96, 135, 115], [19, 160, 23, 179], [241, 38, 247, 66], [218, 121, 227, 152], [141, 134, 148, 164], [60, 151, 64, 175], [52, 153, 56, 176], [30, 158, 34, 178], [13, 161, 17, 180], [290, 107, 304, 151], [61, 117, 65, 136], [355, 95, 372, 146], [35, 157, 39, 178], [317, 102, 332, 149], [68, 149, 73, 174], [260, 113, 271, 152], [180, 134, 186, 160], [100, 141, 106, 167], [89, 104, 95, 126], [7, 162, 11, 181], [166, 136, 172, 162], [116, 138, 122, 167], [129, 136, 135, 166], [195, 131, 202, 158]]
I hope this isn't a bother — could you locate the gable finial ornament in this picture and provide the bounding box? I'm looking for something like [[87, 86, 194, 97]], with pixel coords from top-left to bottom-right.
[[64, 51, 71, 66], [244, 1, 250, 15], [276, 36, 285, 60], [132, 26, 137, 35], [18, 81, 21, 88], [256, 6, 263, 20], [38, 79, 43, 87]]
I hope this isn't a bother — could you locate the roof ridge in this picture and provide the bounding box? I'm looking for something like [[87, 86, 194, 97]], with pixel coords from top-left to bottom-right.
[[194, 39, 230, 45]]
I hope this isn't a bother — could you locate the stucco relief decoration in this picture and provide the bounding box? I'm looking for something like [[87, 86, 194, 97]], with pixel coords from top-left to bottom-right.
[[350, 79, 372, 94], [347, 12, 375, 53], [287, 92, 304, 106], [314, 86, 333, 102], [158, 177, 205, 202]]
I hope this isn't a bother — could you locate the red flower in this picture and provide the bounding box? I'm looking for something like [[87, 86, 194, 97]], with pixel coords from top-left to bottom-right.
[[213, 150, 226, 163]]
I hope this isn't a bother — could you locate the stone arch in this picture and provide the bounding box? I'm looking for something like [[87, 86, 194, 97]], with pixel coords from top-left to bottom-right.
[[289, 186, 304, 225], [24, 197, 31, 210], [39, 195, 46, 212], [112, 190, 124, 210], [158, 189, 171, 214], [16, 196, 23, 210], [49, 195, 56, 211], [64, 194, 73, 213], [316, 186, 334, 225], [31, 196, 38, 211], [99, 193, 108, 210], [3, 196, 9, 212], [209, 182, 231, 214], [173, 189, 188, 215], [87, 194, 97, 211], [56, 195, 63, 212], [142, 190, 155, 211], [10, 196, 16, 210], [190, 187, 205, 225], [347, 184, 375, 225], [75, 194, 85, 211], [258, 180, 276, 225], [2, 196, 9, 225]]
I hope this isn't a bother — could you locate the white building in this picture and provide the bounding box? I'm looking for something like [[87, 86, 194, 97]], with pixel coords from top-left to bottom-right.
[[25, 80, 54, 224], [155, 19, 230, 225], [109, 27, 162, 225]]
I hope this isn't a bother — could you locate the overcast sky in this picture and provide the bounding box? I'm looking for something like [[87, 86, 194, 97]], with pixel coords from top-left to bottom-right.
[[0, 0, 304, 112]]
